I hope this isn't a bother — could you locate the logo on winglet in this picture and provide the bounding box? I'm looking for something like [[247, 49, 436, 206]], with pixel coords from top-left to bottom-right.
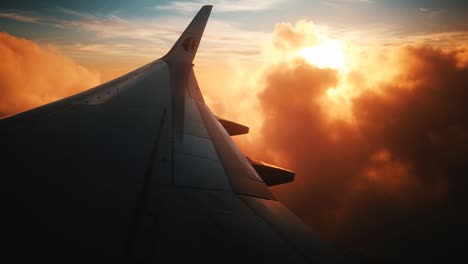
[[182, 37, 199, 52]]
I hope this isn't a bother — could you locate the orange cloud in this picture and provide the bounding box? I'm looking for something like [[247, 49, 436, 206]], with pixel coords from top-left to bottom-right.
[[240, 22, 468, 263], [0, 32, 100, 118]]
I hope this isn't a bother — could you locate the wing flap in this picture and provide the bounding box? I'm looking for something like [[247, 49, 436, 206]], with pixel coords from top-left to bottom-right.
[[246, 157, 295, 186], [216, 116, 249, 136]]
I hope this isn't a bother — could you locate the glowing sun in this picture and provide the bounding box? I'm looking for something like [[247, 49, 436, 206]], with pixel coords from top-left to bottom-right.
[[300, 39, 346, 70]]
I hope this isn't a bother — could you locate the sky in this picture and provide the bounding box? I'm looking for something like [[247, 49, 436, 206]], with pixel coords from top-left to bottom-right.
[[1, 1, 467, 67], [1, 1, 468, 263]]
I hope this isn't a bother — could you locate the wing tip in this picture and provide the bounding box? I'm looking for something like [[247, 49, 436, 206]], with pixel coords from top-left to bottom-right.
[[162, 5, 212, 65]]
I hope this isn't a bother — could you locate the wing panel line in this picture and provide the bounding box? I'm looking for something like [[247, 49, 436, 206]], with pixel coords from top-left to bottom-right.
[[124, 108, 167, 262]]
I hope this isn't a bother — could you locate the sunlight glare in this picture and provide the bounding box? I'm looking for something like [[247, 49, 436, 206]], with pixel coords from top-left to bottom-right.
[[300, 39, 346, 70]]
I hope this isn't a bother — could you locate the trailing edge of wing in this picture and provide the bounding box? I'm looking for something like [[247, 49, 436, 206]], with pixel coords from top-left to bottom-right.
[[216, 116, 249, 136], [162, 5, 212, 65], [246, 157, 295, 186]]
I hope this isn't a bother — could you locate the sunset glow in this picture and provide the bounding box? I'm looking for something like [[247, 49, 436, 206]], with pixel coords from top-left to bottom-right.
[[299, 39, 346, 71]]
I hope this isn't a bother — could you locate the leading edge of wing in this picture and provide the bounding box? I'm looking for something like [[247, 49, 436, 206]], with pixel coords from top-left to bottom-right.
[[162, 5, 212, 65]]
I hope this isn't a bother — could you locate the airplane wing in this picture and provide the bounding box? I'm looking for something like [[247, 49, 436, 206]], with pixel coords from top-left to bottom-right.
[[0, 5, 343, 263]]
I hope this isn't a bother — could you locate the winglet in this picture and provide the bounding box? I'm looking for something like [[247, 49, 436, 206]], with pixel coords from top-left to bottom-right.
[[162, 5, 212, 65]]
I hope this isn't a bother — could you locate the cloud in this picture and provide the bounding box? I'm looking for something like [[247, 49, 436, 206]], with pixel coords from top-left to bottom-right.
[[0, 9, 267, 62], [232, 21, 468, 263], [272, 21, 322, 50], [393, 31, 468, 48], [418, 7, 441, 14], [0, 32, 100, 118], [0, 12, 63, 27], [155, 0, 285, 13], [417, 7, 442, 20], [0, 11, 170, 42], [322, 0, 374, 9], [0, 12, 40, 23]]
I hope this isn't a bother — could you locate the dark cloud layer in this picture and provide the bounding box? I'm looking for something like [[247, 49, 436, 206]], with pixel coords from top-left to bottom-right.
[[254, 43, 468, 262]]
